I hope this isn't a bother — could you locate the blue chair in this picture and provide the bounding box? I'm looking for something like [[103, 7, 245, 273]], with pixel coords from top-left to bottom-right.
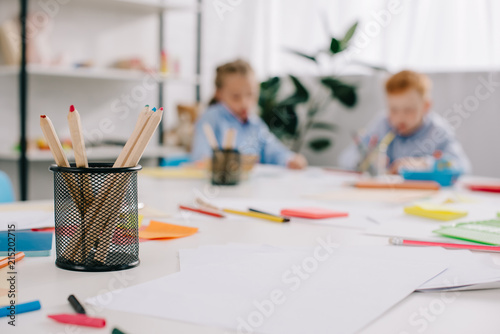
[[0, 171, 14, 203]]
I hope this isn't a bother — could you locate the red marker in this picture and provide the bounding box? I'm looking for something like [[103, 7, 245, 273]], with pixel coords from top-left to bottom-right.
[[389, 237, 500, 252], [179, 205, 225, 218], [48, 314, 106, 328], [69, 105, 75, 112]]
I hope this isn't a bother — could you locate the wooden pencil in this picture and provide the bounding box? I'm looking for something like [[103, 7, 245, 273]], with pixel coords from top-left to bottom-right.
[[222, 128, 236, 150], [203, 123, 219, 150], [40, 114, 85, 261], [113, 105, 151, 168], [94, 107, 164, 263], [67, 105, 88, 168], [40, 115, 70, 167], [122, 107, 164, 167]]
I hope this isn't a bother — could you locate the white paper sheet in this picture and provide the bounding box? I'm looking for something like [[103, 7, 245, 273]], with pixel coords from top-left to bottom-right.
[[87, 244, 446, 334], [207, 198, 378, 230], [0, 211, 54, 231], [179, 244, 500, 292]]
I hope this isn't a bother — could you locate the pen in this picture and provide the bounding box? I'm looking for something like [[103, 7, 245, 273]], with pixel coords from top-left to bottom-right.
[[0, 252, 25, 270], [0, 300, 41, 317], [389, 237, 500, 252], [48, 314, 106, 328], [248, 208, 290, 222], [68, 294, 86, 314], [223, 208, 288, 223], [179, 205, 225, 218]]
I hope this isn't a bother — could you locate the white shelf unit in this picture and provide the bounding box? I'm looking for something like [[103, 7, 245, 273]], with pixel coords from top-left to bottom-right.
[[0, 65, 200, 85], [0, 0, 202, 200], [0, 145, 188, 162]]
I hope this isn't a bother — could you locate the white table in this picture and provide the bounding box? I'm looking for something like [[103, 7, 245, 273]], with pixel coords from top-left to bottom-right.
[[2, 166, 500, 334]]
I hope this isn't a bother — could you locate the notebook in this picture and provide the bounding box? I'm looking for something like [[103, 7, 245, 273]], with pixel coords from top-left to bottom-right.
[[0, 231, 53, 257], [433, 220, 500, 245]]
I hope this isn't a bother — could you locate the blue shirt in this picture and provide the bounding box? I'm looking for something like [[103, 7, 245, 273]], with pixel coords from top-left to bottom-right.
[[191, 103, 294, 166], [339, 112, 471, 172]]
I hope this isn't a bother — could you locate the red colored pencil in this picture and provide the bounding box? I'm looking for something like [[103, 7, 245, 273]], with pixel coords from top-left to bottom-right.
[[389, 237, 500, 252], [179, 205, 225, 218]]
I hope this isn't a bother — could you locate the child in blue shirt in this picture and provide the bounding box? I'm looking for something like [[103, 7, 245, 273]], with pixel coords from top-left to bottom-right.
[[191, 60, 307, 169], [339, 70, 471, 174]]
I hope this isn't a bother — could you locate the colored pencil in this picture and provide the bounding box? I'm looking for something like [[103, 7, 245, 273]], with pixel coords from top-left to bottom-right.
[[0, 252, 25, 269], [223, 208, 288, 223], [223, 128, 237, 150], [40, 115, 70, 167], [179, 205, 225, 218], [114, 105, 151, 168], [249, 208, 290, 222], [203, 123, 219, 150], [389, 237, 500, 252], [67, 105, 88, 168]]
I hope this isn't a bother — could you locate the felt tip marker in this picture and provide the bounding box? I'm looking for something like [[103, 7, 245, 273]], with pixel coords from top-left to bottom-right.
[[68, 294, 86, 314], [0, 300, 41, 317], [48, 314, 106, 328]]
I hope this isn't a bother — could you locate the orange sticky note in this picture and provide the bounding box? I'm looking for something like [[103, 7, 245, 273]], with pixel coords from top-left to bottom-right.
[[138, 220, 198, 240]]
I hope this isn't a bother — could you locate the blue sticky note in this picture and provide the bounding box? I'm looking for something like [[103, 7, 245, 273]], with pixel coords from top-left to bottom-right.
[[0, 231, 53, 257]]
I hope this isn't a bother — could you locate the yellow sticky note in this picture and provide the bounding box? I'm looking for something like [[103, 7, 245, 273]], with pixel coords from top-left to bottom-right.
[[140, 167, 206, 179], [139, 220, 198, 240], [404, 204, 468, 221]]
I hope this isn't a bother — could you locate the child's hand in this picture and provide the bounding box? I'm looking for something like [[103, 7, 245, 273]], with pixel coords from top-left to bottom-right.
[[389, 157, 430, 174], [287, 154, 308, 170]]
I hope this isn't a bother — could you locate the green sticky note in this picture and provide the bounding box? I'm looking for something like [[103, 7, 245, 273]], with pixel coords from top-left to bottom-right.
[[433, 219, 500, 245]]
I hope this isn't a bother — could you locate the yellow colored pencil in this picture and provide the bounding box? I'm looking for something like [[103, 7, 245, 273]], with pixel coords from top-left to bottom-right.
[[222, 208, 287, 223]]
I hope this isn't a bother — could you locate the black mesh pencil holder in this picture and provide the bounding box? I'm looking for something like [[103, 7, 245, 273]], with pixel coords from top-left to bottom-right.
[[49, 163, 141, 272], [211, 149, 241, 186]]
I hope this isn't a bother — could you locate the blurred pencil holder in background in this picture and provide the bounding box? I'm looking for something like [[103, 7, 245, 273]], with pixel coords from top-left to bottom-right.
[[50, 163, 141, 272], [211, 149, 241, 186]]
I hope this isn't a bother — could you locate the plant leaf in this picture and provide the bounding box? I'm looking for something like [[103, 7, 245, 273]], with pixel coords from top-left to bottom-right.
[[321, 78, 357, 107], [259, 77, 281, 111], [278, 75, 309, 106], [330, 38, 341, 54], [340, 21, 358, 50], [261, 104, 299, 138], [284, 48, 317, 62], [309, 122, 337, 131], [308, 138, 332, 151]]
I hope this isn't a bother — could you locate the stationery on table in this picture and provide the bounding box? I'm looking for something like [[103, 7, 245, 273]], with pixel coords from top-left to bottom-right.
[[404, 204, 468, 221], [249, 208, 290, 222], [354, 179, 440, 190], [223, 208, 289, 223], [138, 220, 198, 240], [177, 244, 500, 292], [140, 167, 206, 179], [179, 205, 226, 218], [390, 237, 500, 252], [433, 219, 500, 245], [48, 314, 106, 328], [87, 244, 447, 334], [0, 300, 41, 317], [0, 211, 54, 231], [68, 294, 86, 314], [41, 105, 163, 266], [466, 184, 500, 193], [202, 123, 219, 150], [0, 252, 25, 269], [0, 231, 52, 257], [280, 207, 348, 219]]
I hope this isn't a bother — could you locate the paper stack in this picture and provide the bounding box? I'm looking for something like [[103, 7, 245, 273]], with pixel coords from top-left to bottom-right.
[[88, 243, 450, 334]]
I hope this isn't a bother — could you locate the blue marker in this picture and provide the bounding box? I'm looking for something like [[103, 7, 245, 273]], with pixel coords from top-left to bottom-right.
[[152, 107, 157, 112], [0, 300, 41, 317]]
